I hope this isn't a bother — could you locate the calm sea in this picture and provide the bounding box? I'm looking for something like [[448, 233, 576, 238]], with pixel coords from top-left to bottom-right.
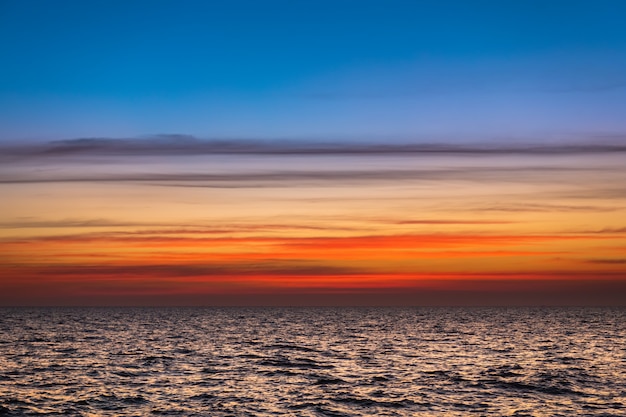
[[0, 307, 624, 416]]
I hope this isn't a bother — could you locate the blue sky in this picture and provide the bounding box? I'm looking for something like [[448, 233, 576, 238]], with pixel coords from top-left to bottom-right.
[[1, 0, 626, 141]]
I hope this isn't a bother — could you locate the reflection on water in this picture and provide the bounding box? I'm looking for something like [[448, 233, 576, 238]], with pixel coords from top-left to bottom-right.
[[0, 307, 625, 416]]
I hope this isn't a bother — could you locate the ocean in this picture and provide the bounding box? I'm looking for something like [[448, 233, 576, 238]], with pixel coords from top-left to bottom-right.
[[0, 307, 624, 416]]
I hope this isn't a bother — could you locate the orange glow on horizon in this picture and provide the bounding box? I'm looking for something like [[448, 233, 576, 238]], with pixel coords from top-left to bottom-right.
[[1, 144, 626, 305]]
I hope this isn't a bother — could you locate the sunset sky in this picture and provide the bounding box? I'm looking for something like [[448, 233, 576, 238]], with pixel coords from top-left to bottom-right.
[[1, 0, 625, 305]]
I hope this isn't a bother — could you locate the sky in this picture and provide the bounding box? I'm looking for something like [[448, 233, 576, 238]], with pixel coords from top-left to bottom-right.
[[1, 0, 625, 305]]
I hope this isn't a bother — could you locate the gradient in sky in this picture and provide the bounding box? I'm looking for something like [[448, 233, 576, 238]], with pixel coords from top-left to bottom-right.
[[1, 0, 625, 305]]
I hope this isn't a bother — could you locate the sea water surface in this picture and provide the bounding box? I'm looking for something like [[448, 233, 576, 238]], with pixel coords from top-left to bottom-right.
[[0, 307, 624, 416]]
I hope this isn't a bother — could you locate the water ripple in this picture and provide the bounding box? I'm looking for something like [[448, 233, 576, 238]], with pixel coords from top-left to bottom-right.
[[0, 307, 625, 416]]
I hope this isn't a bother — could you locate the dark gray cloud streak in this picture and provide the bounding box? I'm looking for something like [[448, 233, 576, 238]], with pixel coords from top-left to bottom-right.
[[22, 261, 365, 278], [1, 135, 626, 161], [586, 258, 626, 264], [0, 219, 359, 232], [0, 167, 609, 186], [466, 203, 619, 213]]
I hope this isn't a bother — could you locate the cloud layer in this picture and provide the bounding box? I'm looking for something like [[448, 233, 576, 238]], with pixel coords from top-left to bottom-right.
[[1, 135, 625, 305]]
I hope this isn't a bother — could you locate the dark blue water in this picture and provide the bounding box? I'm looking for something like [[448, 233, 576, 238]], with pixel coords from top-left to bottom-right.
[[1, 307, 625, 416]]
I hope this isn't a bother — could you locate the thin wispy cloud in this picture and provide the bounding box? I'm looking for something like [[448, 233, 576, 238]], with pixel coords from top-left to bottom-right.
[[466, 203, 619, 213], [393, 219, 515, 225], [0, 165, 612, 187], [25, 261, 365, 278], [586, 258, 626, 264], [0, 219, 362, 233], [2, 136, 626, 162]]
